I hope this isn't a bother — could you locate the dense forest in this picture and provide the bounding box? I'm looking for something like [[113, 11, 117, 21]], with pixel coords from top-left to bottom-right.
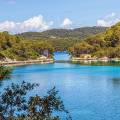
[[69, 22, 120, 59], [18, 26, 107, 51], [0, 32, 54, 61], [0, 26, 112, 61]]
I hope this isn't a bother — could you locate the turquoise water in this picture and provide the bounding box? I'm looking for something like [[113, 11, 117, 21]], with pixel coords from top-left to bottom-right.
[[54, 51, 71, 61], [1, 52, 120, 120]]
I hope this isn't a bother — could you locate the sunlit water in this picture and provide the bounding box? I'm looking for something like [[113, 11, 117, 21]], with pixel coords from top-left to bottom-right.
[[1, 52, 120, 120]]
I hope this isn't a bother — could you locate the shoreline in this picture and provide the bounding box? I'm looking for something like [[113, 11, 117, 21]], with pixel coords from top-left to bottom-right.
[[71, 57, 120, 62], [0, 58, 54, 66], [1, 56, 120, 66]]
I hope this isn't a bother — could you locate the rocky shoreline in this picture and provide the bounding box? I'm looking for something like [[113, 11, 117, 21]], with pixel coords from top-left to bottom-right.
[[0, 57, 54, 66], [71, 57, 120, 62]]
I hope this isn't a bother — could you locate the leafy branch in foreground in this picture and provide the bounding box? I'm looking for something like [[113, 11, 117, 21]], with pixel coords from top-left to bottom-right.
[[0, 81, 71, 120], [0, 66, 12, 80]]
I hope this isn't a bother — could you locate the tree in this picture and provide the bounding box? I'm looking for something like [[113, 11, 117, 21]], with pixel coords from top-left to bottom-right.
[[0, 82, 71, 120], [69, 42, 93, 57], [0, 66, 12, 80], [0, 66, 71, 120]]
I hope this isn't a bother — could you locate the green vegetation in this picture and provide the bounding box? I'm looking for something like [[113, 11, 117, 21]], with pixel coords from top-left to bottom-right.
[[18, 27, 106, 51], [72, 61, 120, 66], [0, 32, 54, 61], [69, 22, 120, 58], [0, 82, 70, 120], [0, 66, 71, 120], [19, 27, 107, 39], [0, 26, 109, 60], [0, 26, 107, 60], [0, 65, 12, 80]]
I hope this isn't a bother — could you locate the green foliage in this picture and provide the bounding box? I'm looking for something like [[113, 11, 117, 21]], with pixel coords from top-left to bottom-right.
[[68, 42, 93, 57], [0, 66, 12, 80], [18, 27, 107, 51], [0, 26, 107, 59], [19, 27, 107, 39], [0, 81, 71, 120], [0, 26, 107, 58], [69, 22, 120, 58], [0, 32, 54, 61]]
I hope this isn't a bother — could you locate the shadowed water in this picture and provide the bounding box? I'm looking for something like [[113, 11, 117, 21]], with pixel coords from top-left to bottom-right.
[[1, 52, 120, 120]]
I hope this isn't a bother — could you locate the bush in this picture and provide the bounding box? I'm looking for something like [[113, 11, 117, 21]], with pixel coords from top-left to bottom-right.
[[0, 66, 12, 80], [0, 81, 71, 120]]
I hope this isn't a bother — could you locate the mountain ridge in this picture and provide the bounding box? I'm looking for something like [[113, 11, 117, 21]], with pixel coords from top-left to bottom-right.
[[18, 26, 107, 40]]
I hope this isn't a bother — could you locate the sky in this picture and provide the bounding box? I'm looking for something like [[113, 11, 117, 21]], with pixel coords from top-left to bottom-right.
[[0, 0, 120, 33]]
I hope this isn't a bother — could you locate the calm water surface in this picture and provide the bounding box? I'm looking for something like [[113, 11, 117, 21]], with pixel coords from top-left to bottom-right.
[[1, 52, 120, 120]]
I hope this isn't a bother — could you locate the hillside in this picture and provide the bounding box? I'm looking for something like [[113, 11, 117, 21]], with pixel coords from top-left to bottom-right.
[[18, 26, 107, 40], [0, 26, 107, 61], [18, 26, 107, 51], [69, 22, 120, 59], [0, 32, 54, 61]]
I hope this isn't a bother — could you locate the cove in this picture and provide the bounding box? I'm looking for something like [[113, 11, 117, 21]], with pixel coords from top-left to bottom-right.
[[1, 52, 120, 120]]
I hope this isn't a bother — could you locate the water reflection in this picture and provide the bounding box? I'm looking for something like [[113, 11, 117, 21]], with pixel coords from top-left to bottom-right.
[[73, 60, 120, 66], [0, 80, 4, 87], [54, 51, 71, 61], [110, 78, 120, 87]]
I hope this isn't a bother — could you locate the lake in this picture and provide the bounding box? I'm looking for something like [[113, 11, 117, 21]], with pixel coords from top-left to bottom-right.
[[1, 52, 120, 120]]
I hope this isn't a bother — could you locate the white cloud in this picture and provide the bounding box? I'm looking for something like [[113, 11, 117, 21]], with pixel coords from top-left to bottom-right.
[[0, 15, 53, 34], [97, 12, 120, 27], [0, 21, 16, 32], [61, 18, 72, 28]]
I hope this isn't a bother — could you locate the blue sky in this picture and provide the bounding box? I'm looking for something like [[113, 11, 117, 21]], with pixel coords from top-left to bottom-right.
[[0, 0, 120, 33]]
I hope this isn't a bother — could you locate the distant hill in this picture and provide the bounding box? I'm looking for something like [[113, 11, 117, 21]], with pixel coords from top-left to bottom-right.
[[18, 26, 107, 40]]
